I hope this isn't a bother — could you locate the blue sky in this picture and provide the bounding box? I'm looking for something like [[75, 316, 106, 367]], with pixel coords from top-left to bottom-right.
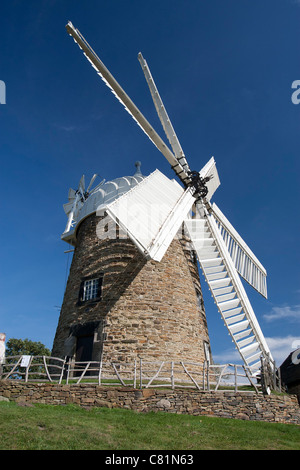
[[0, 0, 299, 366]]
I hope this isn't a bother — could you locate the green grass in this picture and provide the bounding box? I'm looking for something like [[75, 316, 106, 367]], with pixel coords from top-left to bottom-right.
[[0, 401, 299, 450]]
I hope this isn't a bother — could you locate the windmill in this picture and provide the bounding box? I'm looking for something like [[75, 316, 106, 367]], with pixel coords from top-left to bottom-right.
[[63, 173, 105, 237], [62, 21, 274, 376]]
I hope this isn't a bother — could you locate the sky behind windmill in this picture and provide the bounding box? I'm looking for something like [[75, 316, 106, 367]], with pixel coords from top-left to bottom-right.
[[0, 0, 299, 366]]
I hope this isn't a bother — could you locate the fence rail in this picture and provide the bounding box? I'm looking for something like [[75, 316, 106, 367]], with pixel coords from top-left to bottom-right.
[[0, 355, 273, 393]]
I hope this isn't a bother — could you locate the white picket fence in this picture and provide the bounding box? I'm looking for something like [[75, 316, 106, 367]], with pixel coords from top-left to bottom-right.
[[0, 355, 266, 392]]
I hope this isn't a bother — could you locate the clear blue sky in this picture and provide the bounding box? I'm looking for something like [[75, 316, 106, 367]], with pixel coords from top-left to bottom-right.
[[0, 0, 299, 366]]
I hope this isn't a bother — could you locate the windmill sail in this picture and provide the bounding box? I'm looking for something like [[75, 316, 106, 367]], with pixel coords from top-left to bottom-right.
[[138, 55, 221, 202], [210, 203, 267, 298], [86, 173, 98, 193], [63, 174, 99, 235], [138, 52, 191, 176], [199, 157, 220, 202], [66, 22, 191, 187], [184, 203, 273, 374], [63, 174, 86, 234], [103, 169, 195, 261]]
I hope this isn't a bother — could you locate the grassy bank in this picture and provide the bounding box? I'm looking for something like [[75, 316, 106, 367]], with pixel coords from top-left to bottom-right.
[[0, 401, 299, 450]]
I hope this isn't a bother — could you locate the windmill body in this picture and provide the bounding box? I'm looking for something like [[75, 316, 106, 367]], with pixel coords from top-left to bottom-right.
[[52, 166, 211, 365], [52, 22, 274, 375]]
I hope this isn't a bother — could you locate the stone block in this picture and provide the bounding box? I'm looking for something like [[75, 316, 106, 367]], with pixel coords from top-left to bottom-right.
[[0, 396, 9, 402], [156, 398, 171, 409]]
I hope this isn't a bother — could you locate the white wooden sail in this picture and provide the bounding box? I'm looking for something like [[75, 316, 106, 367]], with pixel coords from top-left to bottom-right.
[[103, 169, 195, 261], [210, 203, 267, 298], [184, 203, 273, 374], [137, 56, 221, 202], [66, 22, 191, 187], [138, 52, 191, 176], [199, 157, 220, 202]]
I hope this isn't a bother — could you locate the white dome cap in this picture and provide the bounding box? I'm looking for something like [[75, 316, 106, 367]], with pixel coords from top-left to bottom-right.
[[62, 162, 145, 244]]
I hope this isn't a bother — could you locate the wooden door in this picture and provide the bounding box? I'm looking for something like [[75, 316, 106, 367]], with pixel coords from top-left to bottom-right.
[[75, 335, 94, 376]]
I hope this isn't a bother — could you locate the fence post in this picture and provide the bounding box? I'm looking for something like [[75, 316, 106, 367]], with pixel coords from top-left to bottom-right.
[[24, 356, 33, 383], [58, 357, 66, 384], [277, 364, 282, 392], [43, 356, 53, 382], [234, 364, 238, 392], [171, 361, 174, 389], [66, 360, 71, 384], [206, 361, 210, 391], [139, 358, 142, 389], [271, 357, 278, 391], [133, 359, 137, 389], [98, 359, 103, 386]]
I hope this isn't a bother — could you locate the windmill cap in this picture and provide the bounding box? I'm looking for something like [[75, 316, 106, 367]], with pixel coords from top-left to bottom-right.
[[61, 163, 146, 244]]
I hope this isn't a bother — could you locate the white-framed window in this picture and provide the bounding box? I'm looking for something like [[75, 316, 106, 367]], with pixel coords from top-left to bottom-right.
[[78, 274, 103, 304], [83, 278, 100, 301]]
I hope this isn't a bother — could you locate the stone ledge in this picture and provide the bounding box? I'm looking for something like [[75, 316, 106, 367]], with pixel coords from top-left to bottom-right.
[[0, 380, 299, 425]]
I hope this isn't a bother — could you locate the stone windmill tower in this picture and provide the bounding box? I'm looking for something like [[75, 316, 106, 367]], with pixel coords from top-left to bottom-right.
[[52, 161, 211, 365], [52, 23, 274, 376]]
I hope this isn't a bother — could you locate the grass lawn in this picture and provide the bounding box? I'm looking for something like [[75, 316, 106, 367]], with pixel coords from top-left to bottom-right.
[[0, 401, 299, 450]]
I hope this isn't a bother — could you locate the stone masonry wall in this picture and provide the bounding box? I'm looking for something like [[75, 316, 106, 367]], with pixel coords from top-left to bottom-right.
[[52, 213, 211, 364], [0, 381, 299, 425]]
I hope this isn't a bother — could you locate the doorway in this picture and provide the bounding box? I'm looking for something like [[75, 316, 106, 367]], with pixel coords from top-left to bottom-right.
[[75, 335, 94, 376]]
